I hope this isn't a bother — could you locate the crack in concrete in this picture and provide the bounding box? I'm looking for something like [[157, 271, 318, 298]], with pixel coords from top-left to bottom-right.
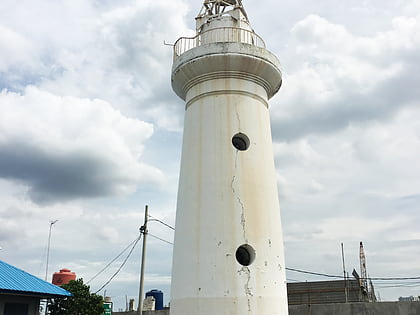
[[233, 103, 252, 312], [231, 150, 247, 242], [239, 196, 247, 242], [231, 103, 248, 242], [238, 267, 253, 312], [235, 103, 241, 130], [230, 149, 238, 194]]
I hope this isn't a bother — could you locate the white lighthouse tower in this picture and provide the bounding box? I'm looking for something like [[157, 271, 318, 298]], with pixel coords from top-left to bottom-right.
[[170, 1, 288, 314]]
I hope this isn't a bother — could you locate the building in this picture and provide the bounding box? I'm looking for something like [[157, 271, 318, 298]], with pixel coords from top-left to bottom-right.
[[287, 280, 370, 305], [399, 296, 419, 302], [0, 260, 71, 315], [170, 0, 288, 314]]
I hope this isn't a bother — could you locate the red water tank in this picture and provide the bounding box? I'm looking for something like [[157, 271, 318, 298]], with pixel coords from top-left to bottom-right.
[[52, 268, 76, 286]]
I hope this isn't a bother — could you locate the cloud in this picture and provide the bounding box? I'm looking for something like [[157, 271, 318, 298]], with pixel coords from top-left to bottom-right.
[[0, 209, 27, 244], [270, 14, 420, 141], [0, 87, 164, 203], [1, 0, 420, 307], [32, 0, 192, 131], [275, 104, 420, 271], [1, 0, 191, 131], [0, 25, 36, 72]]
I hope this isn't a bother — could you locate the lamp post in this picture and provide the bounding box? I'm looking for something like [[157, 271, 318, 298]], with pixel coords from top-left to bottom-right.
[[45, 220, 58, 281]]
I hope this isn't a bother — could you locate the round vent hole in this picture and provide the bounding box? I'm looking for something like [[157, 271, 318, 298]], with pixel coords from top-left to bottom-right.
[[235, 244, 256, 266], [232, 133, 250, 151]]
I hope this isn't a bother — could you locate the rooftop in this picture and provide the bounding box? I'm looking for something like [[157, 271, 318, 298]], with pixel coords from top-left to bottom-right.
[[0, 260, 71, 298]]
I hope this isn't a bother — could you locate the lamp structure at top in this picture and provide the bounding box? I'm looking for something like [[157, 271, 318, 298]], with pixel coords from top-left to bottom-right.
[[170, 1, 289, 314]]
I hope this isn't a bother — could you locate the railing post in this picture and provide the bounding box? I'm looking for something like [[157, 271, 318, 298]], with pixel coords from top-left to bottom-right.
[[173, 27, 266, 59]]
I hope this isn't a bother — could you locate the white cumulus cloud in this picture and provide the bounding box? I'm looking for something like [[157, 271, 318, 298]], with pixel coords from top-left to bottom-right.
[[0, 86, 164, 203]]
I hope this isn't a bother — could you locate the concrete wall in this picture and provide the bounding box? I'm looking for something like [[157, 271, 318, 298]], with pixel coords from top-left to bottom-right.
[[114, 302, 420, 315], [287, 280, 365, 305], [288, 301, 420, 315]]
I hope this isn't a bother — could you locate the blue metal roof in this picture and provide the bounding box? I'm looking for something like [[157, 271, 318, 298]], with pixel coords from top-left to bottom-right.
[[0, 260, 71, 297]]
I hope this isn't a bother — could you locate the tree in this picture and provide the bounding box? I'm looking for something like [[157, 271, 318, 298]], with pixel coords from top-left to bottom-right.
[[48, 278, 104, 315]]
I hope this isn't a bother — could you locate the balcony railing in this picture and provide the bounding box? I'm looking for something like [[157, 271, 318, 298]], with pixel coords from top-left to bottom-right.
[[174, 27, 266, 58]]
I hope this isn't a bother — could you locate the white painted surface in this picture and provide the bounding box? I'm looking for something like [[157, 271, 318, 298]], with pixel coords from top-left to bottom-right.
[[170, 5, 288, 315], [143, 296, 156, 311]]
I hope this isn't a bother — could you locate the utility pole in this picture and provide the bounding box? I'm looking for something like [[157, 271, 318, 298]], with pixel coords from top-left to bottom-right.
[[138, 205, 148, 315], [45, 220, 58, 281], [341, 242, 348, 303]]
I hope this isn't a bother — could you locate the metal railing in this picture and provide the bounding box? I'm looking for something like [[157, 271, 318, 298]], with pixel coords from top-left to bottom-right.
[[174, 27, 266, 58]]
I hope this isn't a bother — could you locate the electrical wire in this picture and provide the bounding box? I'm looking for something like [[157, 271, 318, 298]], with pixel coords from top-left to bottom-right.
[[86, 235, 140, 285], [89, 218, 420, 289], [286, 267, 343, 279], [88, 217, 174, 292], [286, 267, 420, 281], [148, 233, 174, 245], [94, 234, 142, 294], [374, 280, 420, 288], [148, 221, 420, 285], [368, 276, 420, 281], [147, 215, 175, 231]]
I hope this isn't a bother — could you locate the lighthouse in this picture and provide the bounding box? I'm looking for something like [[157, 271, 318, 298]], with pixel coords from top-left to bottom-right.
[[170, 1, 288, 314]]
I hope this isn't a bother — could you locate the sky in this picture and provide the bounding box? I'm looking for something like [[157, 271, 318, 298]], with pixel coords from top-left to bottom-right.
[[0, 0, 419, 310]]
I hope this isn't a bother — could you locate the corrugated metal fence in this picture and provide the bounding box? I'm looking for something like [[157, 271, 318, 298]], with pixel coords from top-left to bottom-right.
[[287, 280, 367, 305]]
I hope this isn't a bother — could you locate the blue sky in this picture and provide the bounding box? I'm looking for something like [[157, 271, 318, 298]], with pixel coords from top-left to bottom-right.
[[1, 0, 419, 310]]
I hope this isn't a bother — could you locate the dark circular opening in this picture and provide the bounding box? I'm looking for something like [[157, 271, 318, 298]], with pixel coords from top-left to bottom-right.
[[232, 133, 250, 151], [235, 244, 255, 266]]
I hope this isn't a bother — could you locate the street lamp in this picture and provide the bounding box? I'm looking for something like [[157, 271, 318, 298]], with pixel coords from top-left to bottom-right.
[[45, 220, 58, 281]]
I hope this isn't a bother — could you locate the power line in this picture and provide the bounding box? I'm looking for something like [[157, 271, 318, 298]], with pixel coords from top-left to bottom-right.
[[143, 218, 420, 284], [87, 235, 140, 285], [87, 220, 420, 288], [140, 233, 420, 282], [371, 277, 420, 281], [87, 216, 174, 292], [286, 267, 420, 281], [149, 233, 174, 245], [286, 267, 343, 279], [94, 234, 142, 294], [147, 215, 175, 231], [375, 282, 420, 289]]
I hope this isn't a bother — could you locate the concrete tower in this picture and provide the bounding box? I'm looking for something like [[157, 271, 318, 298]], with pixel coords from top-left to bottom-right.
[[170, 1, 288, 314]]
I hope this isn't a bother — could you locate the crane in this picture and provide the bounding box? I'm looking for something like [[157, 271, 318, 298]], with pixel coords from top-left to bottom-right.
[[359, 241, 368, 293]]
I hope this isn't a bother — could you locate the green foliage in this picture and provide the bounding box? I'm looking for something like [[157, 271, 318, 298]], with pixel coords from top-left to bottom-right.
[[48, 278, 104, 315]]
